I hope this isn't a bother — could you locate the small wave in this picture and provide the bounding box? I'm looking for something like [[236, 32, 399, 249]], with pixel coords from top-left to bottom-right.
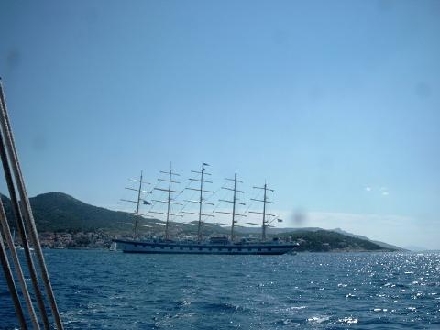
[[288, 305, 307, 310], [276, 318, 301, 326], [383, 282, 408, 289], [179, 299, 192, 306], [338, 316, 358, 324], [307, 315, 330, 324], [197, 301, 246, 313], [373, 308, 388, 312]]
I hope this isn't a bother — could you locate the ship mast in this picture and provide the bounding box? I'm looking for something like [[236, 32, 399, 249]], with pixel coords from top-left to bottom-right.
[[150, 163, 181, 240], [250, 182, 274, 241], [121, 171, 150, 237], [217, 173, 246, 241], [186, 163, 213, 242]]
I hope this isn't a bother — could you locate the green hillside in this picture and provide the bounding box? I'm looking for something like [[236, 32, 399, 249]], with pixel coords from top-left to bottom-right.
[[1, 192, 155, 235], [281, 229, 385, 252]]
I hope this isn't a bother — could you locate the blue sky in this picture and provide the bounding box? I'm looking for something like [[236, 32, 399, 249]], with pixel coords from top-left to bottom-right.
[[1, 0, 439, 249]]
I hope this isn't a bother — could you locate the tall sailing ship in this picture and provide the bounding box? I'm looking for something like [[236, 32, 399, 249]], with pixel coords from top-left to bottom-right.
[[113, 163, 298, 255]]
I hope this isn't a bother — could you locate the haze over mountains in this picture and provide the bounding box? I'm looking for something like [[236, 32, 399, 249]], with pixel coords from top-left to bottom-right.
[[0, 192, 405, 251]]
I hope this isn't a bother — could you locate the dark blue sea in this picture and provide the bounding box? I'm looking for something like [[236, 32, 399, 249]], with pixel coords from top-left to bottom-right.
[[1, 250, 439, 329]]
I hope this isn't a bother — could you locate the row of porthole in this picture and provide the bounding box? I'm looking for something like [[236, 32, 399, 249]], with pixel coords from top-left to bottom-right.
[[132, 244, 270, 252]]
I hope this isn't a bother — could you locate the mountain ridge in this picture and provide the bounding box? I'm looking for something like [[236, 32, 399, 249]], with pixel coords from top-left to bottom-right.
[[0, 192, 401, 251]]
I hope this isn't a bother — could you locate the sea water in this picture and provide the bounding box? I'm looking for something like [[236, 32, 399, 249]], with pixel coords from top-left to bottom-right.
[[1, 250, 439, 329]]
